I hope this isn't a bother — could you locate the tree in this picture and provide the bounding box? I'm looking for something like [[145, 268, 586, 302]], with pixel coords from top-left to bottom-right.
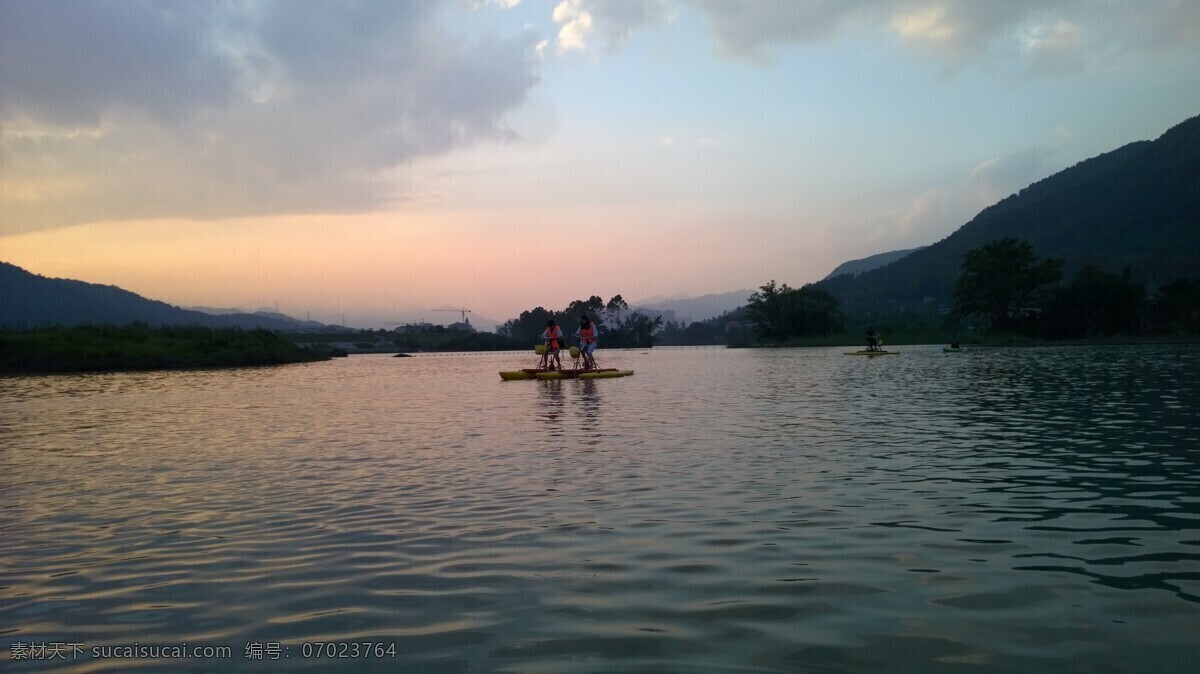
[[1041, 265, 1145, 339], [746, 280, 786, 342], [565, 296, 606, 323], [1153, 278, 1200, 334], [746, 280, 843, 343], [609, 309, 667, 345], [953, 238, 1062, 332], [786, 284, 843, 337], [498, 306, 553, 343]]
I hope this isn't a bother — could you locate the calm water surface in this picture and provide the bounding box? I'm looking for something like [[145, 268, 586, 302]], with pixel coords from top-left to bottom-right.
[[2, 345, 1199, 672]]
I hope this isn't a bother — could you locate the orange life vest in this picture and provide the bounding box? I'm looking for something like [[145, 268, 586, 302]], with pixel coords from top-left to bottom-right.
[[546, 326, 561, 350], [580, 325, 595, 343]]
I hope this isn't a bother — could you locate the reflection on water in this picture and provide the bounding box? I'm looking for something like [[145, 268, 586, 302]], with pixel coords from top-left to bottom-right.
[[2, 345, 1199, 672]]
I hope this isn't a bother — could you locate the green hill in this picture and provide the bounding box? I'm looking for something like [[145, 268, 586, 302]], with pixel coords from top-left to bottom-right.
[[819, 114, 1200, 322]]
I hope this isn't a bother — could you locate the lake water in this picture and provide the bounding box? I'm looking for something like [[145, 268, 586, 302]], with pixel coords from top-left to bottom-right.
[[2, 345, 1199, 672]]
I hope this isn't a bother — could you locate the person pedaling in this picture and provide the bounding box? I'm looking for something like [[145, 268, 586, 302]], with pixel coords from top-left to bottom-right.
[[576, 315, 598, 369], [540, 320, 564, 370], [500, 315, 631, 380]]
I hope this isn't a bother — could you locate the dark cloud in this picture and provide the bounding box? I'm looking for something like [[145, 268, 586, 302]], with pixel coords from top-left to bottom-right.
[[0, 0, 542, 233], [0, 0, 235, 126]]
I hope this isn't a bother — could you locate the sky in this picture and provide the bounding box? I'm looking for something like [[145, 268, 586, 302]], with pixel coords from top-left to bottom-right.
[[2, 0, 1199, 328]]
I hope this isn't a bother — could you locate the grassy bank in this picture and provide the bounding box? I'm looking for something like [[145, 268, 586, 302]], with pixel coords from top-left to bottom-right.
[[0, 325, 331, 375]]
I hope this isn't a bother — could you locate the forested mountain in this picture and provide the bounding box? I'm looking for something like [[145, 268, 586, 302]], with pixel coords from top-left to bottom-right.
[[823, 247, 925, 280], [0, 262, 322, 330], [819, 114, 1200, 322]]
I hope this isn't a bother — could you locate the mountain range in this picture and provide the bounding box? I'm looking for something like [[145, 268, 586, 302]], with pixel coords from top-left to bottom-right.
[[0, 262, 327, 330], [819, 113, 1200, 321]]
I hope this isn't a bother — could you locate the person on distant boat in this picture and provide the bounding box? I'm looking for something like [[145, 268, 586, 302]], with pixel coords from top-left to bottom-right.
[[866, 326, 881, 352], [540, 320, 565, 370], [574, 315, 599, 369], [950, 340, 961, 349]]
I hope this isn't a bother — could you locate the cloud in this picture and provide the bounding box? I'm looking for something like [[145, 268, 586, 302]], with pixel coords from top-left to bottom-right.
[[687, 0, 875, 58], [859, 142, 1065, 251], [470, 0, 522, 9], [0, 1, 235, 127], [860, 187, 968, 250], [1018, 20, 1084, 74], [896, 188, 946, 233], [553, 0, 594, 53], [970, 148, 1052, 206], [686, 0, 1059, 62], [553, 0, 672, 53], [649, 1, 1200, 70], [888, 0, 1047, 56], [0, 1, 543, 234]]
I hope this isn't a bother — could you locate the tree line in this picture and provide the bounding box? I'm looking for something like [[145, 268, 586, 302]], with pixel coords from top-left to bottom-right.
[[951, 237, 1200, 339], [498, 295, 663, 348]]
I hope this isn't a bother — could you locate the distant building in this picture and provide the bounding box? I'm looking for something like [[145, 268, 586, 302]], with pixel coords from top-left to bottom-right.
[[448, 319, 475, 333]]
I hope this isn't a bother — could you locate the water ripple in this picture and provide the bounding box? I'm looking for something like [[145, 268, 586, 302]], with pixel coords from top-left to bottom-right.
[[2, 346, 1199, 671]]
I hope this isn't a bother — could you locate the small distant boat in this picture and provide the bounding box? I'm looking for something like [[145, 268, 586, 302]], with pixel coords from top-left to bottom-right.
[[844, 350, 900, 356], [943, 347, 963, 353]]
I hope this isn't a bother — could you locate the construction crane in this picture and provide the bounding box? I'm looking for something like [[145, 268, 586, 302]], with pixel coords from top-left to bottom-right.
[[433, 308, 473, 323]]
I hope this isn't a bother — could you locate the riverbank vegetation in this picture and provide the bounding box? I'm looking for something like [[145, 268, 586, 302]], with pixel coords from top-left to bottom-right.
[[0, 325, 330, 375]]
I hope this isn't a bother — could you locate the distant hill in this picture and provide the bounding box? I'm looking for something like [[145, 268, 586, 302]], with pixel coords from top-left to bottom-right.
[[823, 247, 925, 280], [0, 262, 325, 330], [819, 114, 1200, 321], [633, 289, 755, 323]]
